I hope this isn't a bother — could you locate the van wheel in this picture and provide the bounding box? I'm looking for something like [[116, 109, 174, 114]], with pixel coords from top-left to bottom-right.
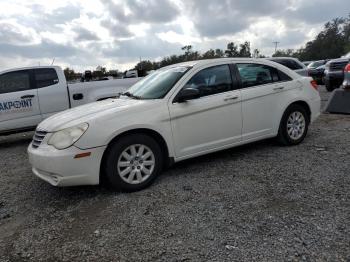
[[277, 104, 309, 146], [103, 134, 163, 192]]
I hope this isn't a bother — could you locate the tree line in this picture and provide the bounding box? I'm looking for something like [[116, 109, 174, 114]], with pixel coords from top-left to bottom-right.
[[64, 15, 350, 80], [273, 16, 350, 60], [134, 41, 264, 72]]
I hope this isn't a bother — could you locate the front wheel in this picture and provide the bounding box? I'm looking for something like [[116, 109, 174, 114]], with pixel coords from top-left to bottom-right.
[[103, 134, 163, 192], [277, 104, 309, 146]]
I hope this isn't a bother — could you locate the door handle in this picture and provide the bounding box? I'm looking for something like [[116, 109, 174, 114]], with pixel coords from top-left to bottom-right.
[[224, 96, 239, 101], [21, 95, 35, 99], [73, 93, 84, 100], [273, 86, 285, 91]]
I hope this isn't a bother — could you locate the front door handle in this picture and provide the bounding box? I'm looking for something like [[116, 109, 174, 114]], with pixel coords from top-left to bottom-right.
[[21, 95, 35, 99], [224, 96, 239, 101], [273, 86, 285, 91]]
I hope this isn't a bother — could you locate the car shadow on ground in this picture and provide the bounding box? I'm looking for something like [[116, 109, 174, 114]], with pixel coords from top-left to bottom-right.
[[166, 138, 277, 172], [28, 138, 278, 206], [0, 133, 33, 149]]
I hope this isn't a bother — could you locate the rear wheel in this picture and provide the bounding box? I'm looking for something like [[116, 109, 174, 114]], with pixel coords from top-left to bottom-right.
[[277, 104, 309, 146], [103, 134, 163, 192], [325, 81, 335, 92]]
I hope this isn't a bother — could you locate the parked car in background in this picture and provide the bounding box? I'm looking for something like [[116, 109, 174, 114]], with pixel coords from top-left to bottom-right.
[[28, 58, 320, 191], [324, 52, 350, 91], [0, 66, 141, 135], [267, 57, 309, 76], [342, 62, 350, 88], [307, 60, 329, 69], [80, 70, 92, 82], [308, 60, 329, 84], [303, 61, 313, 67]]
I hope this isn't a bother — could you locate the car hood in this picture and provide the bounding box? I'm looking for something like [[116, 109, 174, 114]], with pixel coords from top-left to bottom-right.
[[38, 97, 147, 132]]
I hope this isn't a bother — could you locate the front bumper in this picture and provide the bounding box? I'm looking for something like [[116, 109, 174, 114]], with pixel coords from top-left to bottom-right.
[[28, 143, 106, 187]]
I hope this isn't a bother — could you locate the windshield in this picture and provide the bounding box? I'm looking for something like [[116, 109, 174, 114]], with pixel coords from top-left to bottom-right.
[[345, 52, 350, 58], [125, 66, 190, 99]]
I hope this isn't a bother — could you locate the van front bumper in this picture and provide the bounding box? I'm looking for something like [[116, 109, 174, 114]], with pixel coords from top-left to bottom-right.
[[28, 143, 106, 187]]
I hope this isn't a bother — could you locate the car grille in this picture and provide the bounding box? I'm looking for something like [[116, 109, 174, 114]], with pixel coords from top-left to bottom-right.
[[330, 61, 348, 71], [32, 129, 48, 149]]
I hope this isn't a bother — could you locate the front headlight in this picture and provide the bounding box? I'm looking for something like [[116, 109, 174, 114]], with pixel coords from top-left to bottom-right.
[[48, 123, 89, 150]]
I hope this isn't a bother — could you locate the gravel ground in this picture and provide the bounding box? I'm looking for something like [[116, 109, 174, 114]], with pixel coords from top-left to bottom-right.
[[0, 86, 349, 262]]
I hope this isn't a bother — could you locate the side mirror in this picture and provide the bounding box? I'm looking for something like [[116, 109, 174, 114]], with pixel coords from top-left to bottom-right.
[[176, 87, 200, 103]]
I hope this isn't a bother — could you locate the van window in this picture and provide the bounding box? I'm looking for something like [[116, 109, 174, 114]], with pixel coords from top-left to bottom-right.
[[0, 70, 31, 94], [34, 68, 59, 88]]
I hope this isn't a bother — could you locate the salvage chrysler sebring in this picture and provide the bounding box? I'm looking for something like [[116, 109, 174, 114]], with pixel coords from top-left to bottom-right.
[[28, 58, 321, 191]]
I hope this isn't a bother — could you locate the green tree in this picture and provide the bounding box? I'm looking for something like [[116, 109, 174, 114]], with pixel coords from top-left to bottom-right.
[[238, 41, 251, 57], [295, 16, 350, 60], [215, 49, 225, 58], [135, 60, 154, 72], [225, 42, 239, 57], [272, 48, 296, 57], [202, 49, 216, 59], [63, 67, 76, 81]]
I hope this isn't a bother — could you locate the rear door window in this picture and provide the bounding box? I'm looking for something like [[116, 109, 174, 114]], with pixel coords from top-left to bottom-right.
[[34, 68, 59, 88], [236, 64, 274, 88], [236, 63, 292, 88], [0, 70, 32, 94]]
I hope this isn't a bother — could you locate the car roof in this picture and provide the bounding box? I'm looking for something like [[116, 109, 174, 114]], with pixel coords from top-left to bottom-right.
[[159, 58, 301, 79], [162, 58, 287, 69], [267, 57, 300, 61], [0, 65, 61, 74]]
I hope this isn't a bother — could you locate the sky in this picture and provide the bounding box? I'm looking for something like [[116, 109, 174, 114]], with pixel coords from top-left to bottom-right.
[[0, 0, 349, 72]]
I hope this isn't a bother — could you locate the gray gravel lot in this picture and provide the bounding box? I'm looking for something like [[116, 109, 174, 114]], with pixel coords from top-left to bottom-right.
[[0, 86, 349, 261]]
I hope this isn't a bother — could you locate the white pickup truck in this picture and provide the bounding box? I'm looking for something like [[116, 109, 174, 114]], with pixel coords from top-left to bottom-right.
[[0, 66, 141, 135]]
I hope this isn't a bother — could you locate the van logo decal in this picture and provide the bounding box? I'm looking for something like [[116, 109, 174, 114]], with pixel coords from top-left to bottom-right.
[[0, 98, 33, 113]]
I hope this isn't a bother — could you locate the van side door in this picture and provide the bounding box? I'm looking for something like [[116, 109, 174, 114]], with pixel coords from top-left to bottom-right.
[[0, 70, 41, 133]]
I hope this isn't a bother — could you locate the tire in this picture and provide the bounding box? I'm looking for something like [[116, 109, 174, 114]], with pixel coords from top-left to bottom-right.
[[103, 134, 163, 192], [277, 104, 310, 146], [325, 80, 335, 92]]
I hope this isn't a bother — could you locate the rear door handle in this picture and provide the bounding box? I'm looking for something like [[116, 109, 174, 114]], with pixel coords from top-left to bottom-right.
[[73, 93, 84, 100], [224, 95, 239, 101], [273, 86, 285, 91], [21, 95, 35, 99]]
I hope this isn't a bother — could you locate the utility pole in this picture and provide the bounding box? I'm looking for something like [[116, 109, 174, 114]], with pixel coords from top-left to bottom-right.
[[272, 41, 280, 53]]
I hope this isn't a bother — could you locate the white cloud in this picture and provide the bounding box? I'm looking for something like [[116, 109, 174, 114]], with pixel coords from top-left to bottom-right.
[[0, 0, 349, 72]]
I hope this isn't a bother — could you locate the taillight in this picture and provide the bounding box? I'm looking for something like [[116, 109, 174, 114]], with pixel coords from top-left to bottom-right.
[[310, 80, 318, 90], [344, 63, 350, 72]]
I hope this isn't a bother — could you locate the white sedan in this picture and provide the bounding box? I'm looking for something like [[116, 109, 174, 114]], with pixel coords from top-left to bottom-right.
[[28, 58, 321, 191]]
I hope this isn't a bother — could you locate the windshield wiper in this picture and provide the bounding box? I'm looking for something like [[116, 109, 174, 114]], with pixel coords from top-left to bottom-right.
[[120, 92, 143, 100]]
